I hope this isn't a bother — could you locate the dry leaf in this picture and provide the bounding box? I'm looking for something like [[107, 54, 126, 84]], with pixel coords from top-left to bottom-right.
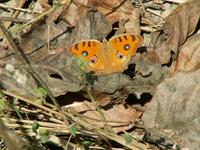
[[155, 0, 200, 64], [57, 0, 140, 34], [142, 70, 200, 149], [94, 0, 140, 34], [70, 11, 112, 43], [0, 48, 86, 97], [65, 101, 142, 133], [19, 21, 68, 62], [171, 34, 200, 72]]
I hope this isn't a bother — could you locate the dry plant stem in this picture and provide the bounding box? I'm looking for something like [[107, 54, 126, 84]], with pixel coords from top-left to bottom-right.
[[2, 89, 127, 125], [47, 24, 50, 51], [7, 124, 66, 131], [0, 17, 30, 23], [0, 3, 41, 14], [3, 0, 26, 29], [57, 0, 73, 22], [0, 21, 69, 125], [146, 9, 164, 19], [2, 118, 65, 128], [1, 90, 60, 117], [0, 118, 26, 150], [64, 112, 149, 150], [138, 0, 159, 30], [2, 90, 66, 125], [21, 106, 64, 125], [164, 0, 187, 3], [0, 0, 26, 37], [87, 87, 108, 127], [12, 7, 55, 34], [65, 134, 72, 150], [141, 26, 157, 32], [49, 118, 65, 124]]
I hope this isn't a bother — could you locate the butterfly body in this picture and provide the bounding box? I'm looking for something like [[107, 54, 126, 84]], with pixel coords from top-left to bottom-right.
[[68, 33, 141, 74]]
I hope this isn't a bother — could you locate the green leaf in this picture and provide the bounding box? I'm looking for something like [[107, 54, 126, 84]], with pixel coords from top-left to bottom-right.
[[37, 87, 47, 97], [32, 120, 40, 130], [0, 98, 7, 111], [0, 91, 5, 99], [82, 140, 95, 148], [32, 87, 47, 99], [69, 126, 77, 137], [123, 133, 133, 144], [39, 129, 49, 144]]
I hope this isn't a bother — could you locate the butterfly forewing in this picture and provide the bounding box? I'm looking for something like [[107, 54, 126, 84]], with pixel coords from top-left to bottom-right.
[[106, 34, 141, 72], [68, 40, 106, 72], [108, 34, 141, 57]]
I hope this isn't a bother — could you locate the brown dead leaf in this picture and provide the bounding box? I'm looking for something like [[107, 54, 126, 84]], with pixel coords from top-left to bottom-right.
[[56, 2, 87, 26], [70, 11, 112, 43], [56, 0, 140, 34], [15, 18, 70, 62], [155, 0, 200, 64], [94, 0, 140, 34], [171, 34, 200, 72], [38, 0, 51, 10], [65, 101, 142, 133], [142, 70, 200, 149], [0, 48, 86, 98]]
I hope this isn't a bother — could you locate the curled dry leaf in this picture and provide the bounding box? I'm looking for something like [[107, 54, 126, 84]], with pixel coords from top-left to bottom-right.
[[172, 34, 200, 72], [65, 101, 142, 133], [155, 0, 200, 64], [142, 70, 200, 149]]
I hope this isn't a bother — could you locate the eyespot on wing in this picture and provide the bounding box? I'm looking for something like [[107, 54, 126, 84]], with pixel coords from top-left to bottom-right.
[[68, 40, 102, 62], [108, 34, 141, 57]]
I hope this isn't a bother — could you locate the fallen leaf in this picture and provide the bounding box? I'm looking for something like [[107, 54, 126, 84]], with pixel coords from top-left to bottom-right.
[[94, 0, 140, 34], [154, 0, 200, 64], [65, 101, 142, 133], [171, 34, 200, 72], [142, 70, 200, 149], [70, 11, 112, 43], [56, 0, 140, 34]]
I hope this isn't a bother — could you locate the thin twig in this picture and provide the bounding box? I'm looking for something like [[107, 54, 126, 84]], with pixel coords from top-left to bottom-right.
[[0, 3, 42, 14], [2, 118, 65, 128], [164, 0, 188, 3], [0, 17, 30, 23], [87, 87, 108, 127], [63, 111, 149, 150], [12, 7, 54, 33], [1, 90, 60, 117]]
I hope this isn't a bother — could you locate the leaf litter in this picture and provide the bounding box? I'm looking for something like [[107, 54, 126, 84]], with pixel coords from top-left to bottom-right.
[[0, 0, 200, 149]]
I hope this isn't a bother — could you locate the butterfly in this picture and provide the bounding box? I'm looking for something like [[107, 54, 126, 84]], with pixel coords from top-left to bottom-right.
[[68, 33, 141, 75]]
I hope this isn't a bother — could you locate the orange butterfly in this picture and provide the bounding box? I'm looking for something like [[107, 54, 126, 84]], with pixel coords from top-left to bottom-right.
[[68, 33, 141, 74]]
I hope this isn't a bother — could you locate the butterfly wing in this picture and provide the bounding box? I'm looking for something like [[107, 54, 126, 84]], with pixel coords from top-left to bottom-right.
[[107, 33, 141, 73], [68, 40, 106, 73], [68, 34, 141, 74]]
